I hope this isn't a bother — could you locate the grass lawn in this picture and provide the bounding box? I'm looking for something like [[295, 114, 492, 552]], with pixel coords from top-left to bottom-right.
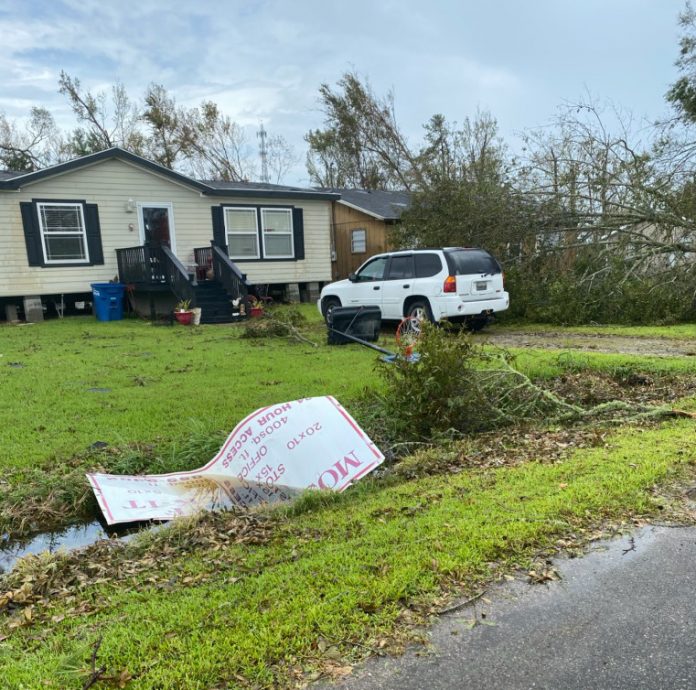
[[2, 312, 696, 688], [0, 308, 376, 471]]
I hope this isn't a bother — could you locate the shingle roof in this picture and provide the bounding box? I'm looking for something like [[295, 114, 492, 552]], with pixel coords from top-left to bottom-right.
[[321, 188, 411, 220], [0, 170, 21, 181], [203, 179, 339, 200], [0, 148, 339, 201]]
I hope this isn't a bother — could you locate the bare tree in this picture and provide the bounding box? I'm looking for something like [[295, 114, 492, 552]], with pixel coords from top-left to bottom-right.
[[512, 96, 696, 311], [265, 132, 298, 184], [186, 101, 255, 181], [0, 107, 67, 171], [183, 104, 297, 183], [59, 71, 143, 155]]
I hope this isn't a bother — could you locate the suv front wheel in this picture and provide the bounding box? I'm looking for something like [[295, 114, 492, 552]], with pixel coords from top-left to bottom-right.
[[321, 296, 341, 320]]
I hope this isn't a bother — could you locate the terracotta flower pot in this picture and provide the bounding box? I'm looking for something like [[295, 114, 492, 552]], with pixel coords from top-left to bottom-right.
[[250, 306, 264, 318], [174, 310, 194, 325]]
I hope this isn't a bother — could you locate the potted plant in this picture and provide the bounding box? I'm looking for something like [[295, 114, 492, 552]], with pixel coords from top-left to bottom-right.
[[249, 296, 264, 318], [174, 299, 194, 325]]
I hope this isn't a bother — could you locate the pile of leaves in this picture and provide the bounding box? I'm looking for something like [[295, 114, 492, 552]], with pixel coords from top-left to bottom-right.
[[0, 510, 276, 630], [389, 426, 611, 480]]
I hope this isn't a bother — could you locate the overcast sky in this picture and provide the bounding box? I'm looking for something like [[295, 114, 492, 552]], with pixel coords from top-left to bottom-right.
[[0, 0, 686, 184]]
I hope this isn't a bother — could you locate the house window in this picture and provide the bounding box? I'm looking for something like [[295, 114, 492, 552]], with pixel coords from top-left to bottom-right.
[[37, 202, 89, 264], [225, 207, 259, 259], [261, 208, 294, 258], [351, 228, 366, 253]]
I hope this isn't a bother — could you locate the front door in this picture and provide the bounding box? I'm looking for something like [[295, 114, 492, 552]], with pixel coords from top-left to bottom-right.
[[141, 205, 172, 249], [139, 204, 174, 284]]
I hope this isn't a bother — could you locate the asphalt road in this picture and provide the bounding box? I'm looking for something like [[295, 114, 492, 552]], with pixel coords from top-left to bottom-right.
[[319, 526, 696, 690]]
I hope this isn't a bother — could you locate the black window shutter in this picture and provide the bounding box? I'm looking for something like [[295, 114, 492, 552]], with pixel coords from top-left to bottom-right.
[[84, 203, 104, 265], [292, 207, 305, 260], [212, 206, 227, 251], [20, 202, 44, 266]]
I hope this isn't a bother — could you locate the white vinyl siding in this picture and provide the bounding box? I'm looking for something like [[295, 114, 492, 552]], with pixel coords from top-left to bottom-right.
[[225, 207, 259, 259], [261, 208, 294, 259], [0, 158, 332, 297], [38, 202, 89, 264]]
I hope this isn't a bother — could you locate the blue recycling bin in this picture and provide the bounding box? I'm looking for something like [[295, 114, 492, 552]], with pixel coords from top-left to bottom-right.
[[91, 283, 126, 321]]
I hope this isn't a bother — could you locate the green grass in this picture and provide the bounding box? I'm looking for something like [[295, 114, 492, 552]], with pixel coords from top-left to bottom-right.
[[505, 347, 696, 380], [494, 322, 696, 340], [0, 310, 377, 471], [3, 313, 696, 538], [3, 314, 696, 686], [2, 417, 695, 688]]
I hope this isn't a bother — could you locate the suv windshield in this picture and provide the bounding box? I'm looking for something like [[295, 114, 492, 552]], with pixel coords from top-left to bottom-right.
[[446, 249, 501, 275]]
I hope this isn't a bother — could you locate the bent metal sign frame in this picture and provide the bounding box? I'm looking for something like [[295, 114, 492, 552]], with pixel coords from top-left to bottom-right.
[[87, 396, 384, 525]]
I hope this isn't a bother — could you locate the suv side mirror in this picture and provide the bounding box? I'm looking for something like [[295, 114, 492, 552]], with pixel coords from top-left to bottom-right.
[[348, 272, 358, 282]]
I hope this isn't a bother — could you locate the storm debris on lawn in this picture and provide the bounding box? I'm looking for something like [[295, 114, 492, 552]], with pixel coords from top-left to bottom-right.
[[88, 396, 384, 525], [527, 562, 562, 584], [241, 307, 317, 347], [390, 426, 612, 480], [0, 510, 276, 628], [546, 371, 696, 407]]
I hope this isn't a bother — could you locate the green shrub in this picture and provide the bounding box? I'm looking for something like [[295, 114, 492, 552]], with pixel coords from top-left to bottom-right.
[[373, 325, 505, 441]]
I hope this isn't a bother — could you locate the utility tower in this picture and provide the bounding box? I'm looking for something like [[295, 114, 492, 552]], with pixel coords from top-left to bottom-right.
[[257, 123, 269, 183]]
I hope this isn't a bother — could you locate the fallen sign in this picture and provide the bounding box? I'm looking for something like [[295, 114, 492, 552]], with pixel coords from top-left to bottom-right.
[[87, 396, 384, 525]]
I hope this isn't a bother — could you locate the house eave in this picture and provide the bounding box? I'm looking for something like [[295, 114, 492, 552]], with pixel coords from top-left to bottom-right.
[[0, 147, 213, 193], [204, 188, 341, 201], [337, 198, 390, 221]]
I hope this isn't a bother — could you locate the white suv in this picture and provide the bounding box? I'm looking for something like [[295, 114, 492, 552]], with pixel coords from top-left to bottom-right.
[[318, 247, 509, 330]]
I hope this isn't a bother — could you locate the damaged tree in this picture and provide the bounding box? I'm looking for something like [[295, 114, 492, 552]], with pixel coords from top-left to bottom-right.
[[372, 325, 696, 445]]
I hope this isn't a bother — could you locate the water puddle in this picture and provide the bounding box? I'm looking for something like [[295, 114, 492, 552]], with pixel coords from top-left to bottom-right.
[[0, 521, 148, 575]]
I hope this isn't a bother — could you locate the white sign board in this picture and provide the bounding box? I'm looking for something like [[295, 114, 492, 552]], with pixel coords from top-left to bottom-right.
[[87, 396, 384, 525]]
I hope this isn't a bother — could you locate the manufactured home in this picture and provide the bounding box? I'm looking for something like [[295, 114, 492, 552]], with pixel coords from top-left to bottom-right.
[[0, 148, 338, 322]]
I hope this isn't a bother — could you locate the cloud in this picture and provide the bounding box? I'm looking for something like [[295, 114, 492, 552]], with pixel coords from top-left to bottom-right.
[[0, 0, 680, 183]]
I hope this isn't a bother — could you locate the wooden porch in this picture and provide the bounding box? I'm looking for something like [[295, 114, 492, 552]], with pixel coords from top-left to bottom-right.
[[116, 242, 253, 324]]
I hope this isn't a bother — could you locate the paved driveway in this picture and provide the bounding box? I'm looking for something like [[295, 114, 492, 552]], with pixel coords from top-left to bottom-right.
[[320, 527, 696, 690]]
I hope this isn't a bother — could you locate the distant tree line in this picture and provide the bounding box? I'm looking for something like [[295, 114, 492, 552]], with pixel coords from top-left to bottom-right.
[[304, 4, 696, 324], [0, 72, 296, 183]]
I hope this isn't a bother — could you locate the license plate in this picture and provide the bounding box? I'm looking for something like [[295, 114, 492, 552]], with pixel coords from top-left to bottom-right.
[[475, 281, 487, 291]]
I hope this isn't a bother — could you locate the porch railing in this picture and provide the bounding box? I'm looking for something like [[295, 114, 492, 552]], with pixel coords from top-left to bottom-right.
[[117, 243, 250, 305], [116, 245, 167, 285], [161, 245, 197, 306], [211, 244, 251, 300], [194, 246, 212, 273]]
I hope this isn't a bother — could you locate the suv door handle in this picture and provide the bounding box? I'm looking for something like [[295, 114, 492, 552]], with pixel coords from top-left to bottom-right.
[[373, 286, 380, 291], [402, 284, 410, 288]]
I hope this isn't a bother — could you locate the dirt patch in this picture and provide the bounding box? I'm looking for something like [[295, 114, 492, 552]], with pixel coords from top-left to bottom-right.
[[483, 331, 696, 357]]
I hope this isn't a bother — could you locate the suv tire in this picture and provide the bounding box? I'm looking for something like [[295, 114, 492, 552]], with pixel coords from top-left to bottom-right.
[[406, 299, 433, 323], [321, 296, 341, 320], [467, 316, 490, 332]]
